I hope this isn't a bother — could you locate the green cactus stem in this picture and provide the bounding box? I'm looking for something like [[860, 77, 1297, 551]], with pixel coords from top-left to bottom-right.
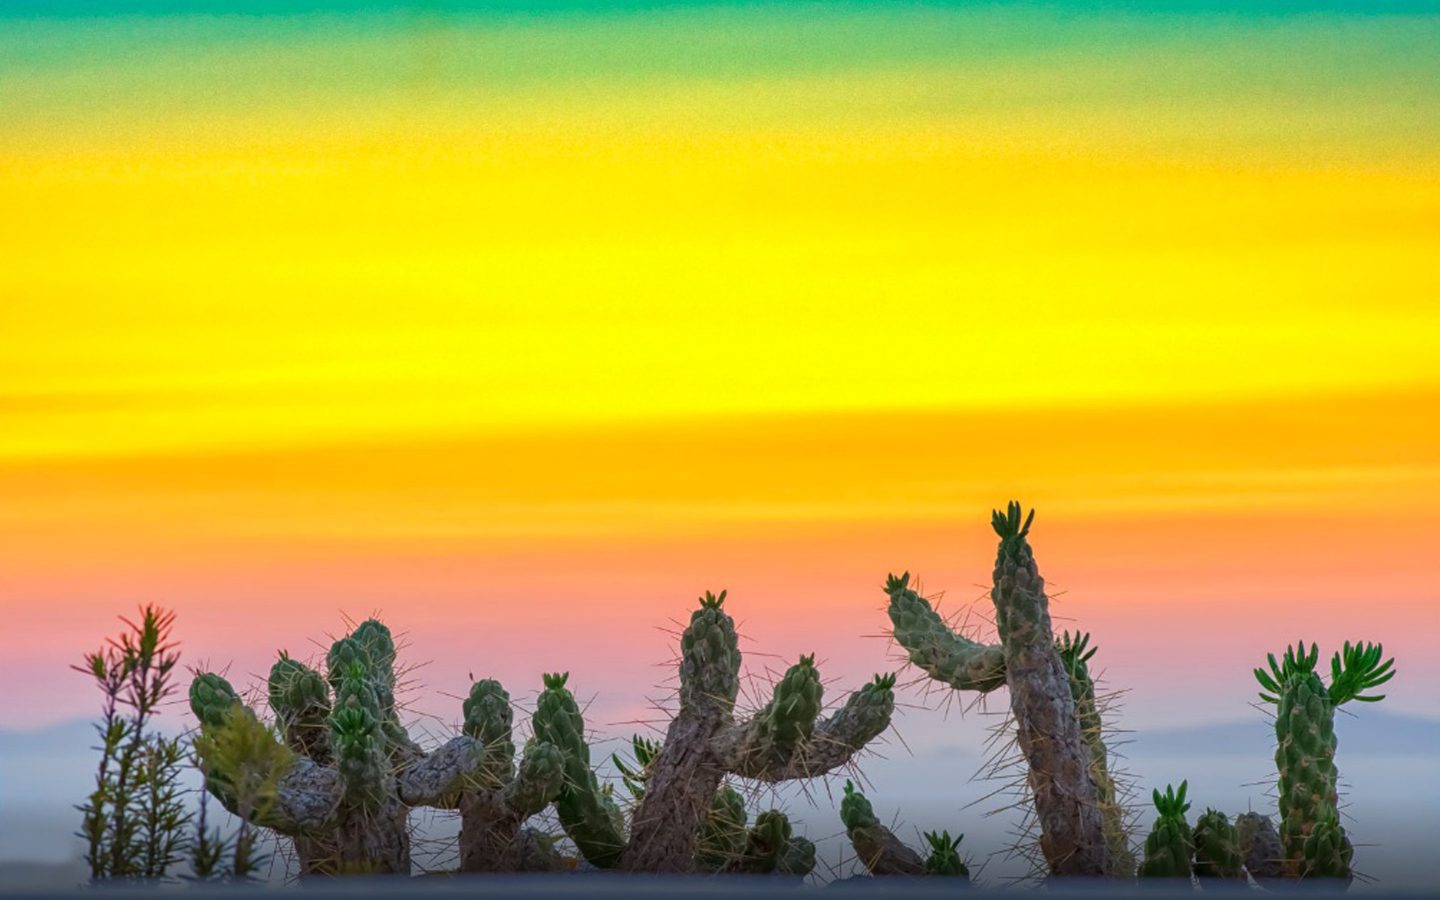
[[729, 810, 815, 877], [840, 781, 927, 876], [533, 672, 628, 869], [696, 784, 749, 872], [617, 590, 896, 873], [1192, 808, 1244, 879], [1256, 640, 1393, 881], [1139, 782, 1194, 879]]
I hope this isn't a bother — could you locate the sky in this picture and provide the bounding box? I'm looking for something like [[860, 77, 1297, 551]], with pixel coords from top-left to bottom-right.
[[2, 0, 1438, 753]]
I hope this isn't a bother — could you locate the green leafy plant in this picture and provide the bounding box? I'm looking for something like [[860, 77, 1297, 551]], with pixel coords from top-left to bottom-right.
[[74, 605, 190, 881]]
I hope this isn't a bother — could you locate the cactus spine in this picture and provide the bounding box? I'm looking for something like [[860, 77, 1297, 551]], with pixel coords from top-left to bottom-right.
[[1255, 640, 1393, 881], [1139, 782, 1193, 879], [888, 503, 1117, 877]]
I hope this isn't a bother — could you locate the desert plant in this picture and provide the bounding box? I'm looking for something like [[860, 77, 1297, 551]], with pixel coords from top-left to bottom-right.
[[839, 780, 970, 880], [75, 605, 190, 881], [533, 590, 897, 873], [887, 503, 1123, 877], [1139, 782, 1194, 879], [1255, 640, 1394, 881], [1192, 808, 1244, 880], [190, 618, 544, 875]]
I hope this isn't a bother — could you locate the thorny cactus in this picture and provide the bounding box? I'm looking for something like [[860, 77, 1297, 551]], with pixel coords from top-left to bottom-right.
[[537, 590, 897, 873], [1139, 782, 1194, 879], [840, 780, 926, 876], [190, 619, 556, 875], [1256, 640, 1393, 881], [1192, 808, 1244, 880], [840, 781, 970, 880], [887, 503, 1119, 877]]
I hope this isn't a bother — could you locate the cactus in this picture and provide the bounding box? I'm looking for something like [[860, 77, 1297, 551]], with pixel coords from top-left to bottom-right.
[[453, 678, 567, 873], [923, 830, 971, 880], [1255, 640, 1393, 881], [190, 619, 546, 875], [887, 503, 1117, 877], [839, 780, 927, 877], [729, 809, 815, 877], [1139, 782, 1194, 879], [539, 590, 895, 873], [533, 672, 629, 868], [1192, 808, 1244, 880]]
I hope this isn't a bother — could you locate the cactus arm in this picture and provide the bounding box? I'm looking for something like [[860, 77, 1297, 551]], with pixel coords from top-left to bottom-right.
[[840, 782, 926, 876], [268, 655, 334, 765], [533, 672, 628, 868], [723, 673, 896, 782], [395, 735, 483, 808], [885, 572, 1006, 692], [724, 654, 823, 775]]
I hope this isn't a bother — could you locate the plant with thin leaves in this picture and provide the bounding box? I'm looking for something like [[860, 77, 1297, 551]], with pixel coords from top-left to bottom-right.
[[73, 605, 190, 882]]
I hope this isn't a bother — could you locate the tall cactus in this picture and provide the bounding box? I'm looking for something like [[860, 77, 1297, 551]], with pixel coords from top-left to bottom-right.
[[190, 619, 544, 875], [1255, 640, 1393, 881], [537, 590, 896, 873], [887, 503, 1116, 877]]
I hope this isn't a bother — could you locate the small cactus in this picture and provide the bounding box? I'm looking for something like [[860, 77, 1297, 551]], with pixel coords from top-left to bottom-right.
[[923, 830, 971, 880], [1139, 782, 1194, 879], [1192, 808, 1244, 879]]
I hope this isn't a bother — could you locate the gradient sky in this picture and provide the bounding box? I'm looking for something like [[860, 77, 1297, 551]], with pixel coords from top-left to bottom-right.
[[2, 2, 1437, 740]]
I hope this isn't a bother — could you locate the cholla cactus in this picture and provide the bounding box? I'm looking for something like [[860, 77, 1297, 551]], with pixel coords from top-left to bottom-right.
[[536, 590, 896, 873], [1192, 808, 1244, 880], [1139, 782, 1193, 879], [887, 503, 1118, 877], [840, 780, 926, 876], [190, 619, 554, 875], [1255, 640, 1393, 880]]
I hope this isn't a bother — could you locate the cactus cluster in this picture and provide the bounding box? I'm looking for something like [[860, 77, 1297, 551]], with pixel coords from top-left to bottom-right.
[[177, 504, 1397, 888], [190, 620, 565, 875]]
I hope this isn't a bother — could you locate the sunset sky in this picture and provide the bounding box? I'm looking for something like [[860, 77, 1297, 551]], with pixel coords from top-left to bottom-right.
[[2, 1, 1437, 741]]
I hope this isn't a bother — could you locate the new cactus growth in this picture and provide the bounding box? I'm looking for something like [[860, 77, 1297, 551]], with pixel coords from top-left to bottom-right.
[[539, 590, 896, 873], [190, 619, 558, 875], [1255, 640, 1394, 880], [887, 503, 1117, 877], [1139, 782, 1194, 879], [924, 831, 970, 880], [1192, 809, 1244, 880]]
